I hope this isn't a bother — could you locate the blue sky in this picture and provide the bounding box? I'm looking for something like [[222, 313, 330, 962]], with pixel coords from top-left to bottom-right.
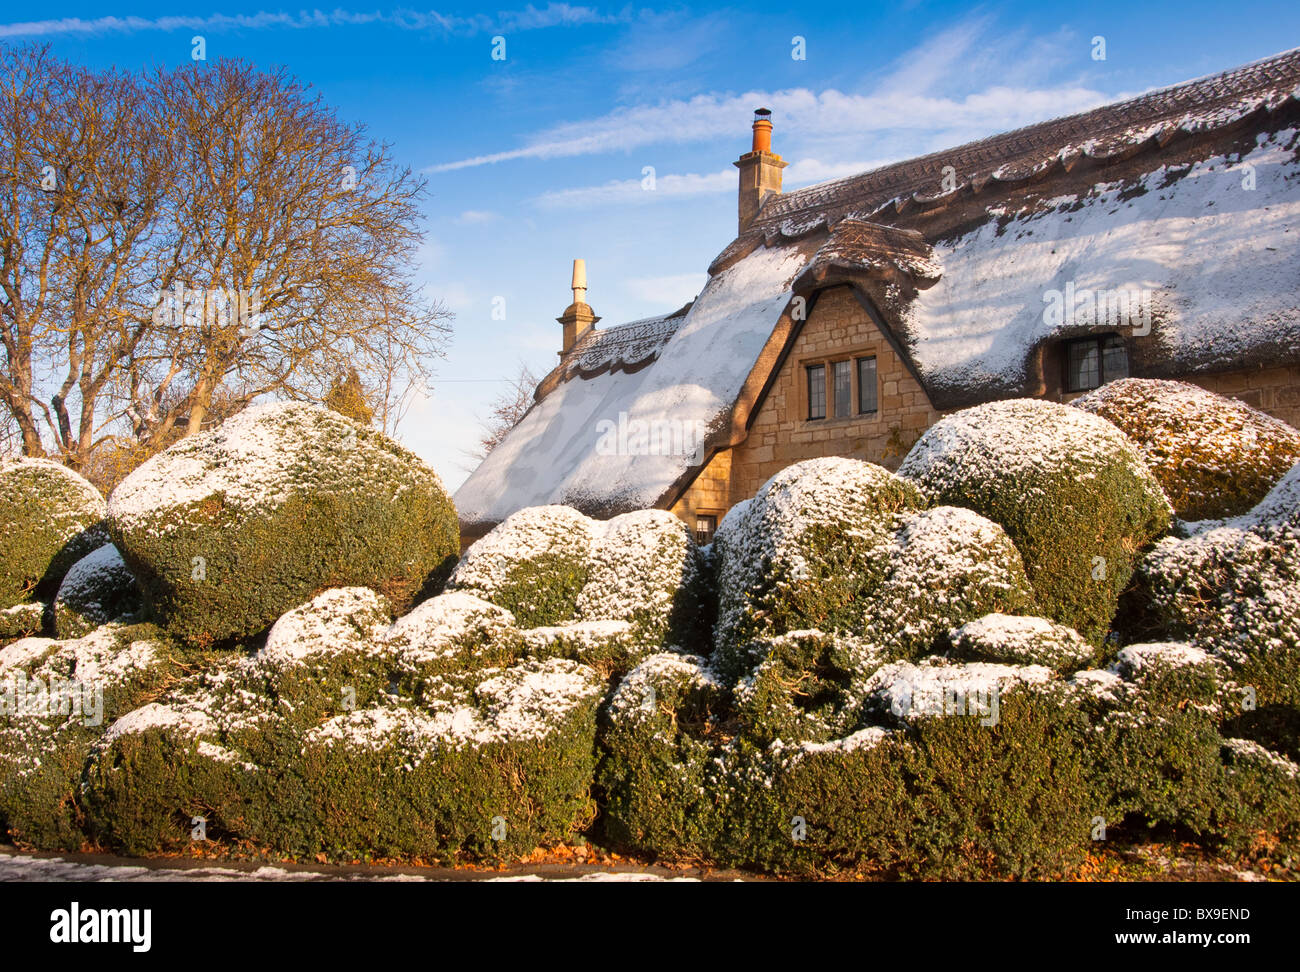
[[5, 2, 1298, 490]]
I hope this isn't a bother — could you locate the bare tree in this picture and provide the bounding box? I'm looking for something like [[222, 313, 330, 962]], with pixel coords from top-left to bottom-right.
[[472, 362, 540, 461], [0, 44, 451, 478], [0, 46, 167, 463]]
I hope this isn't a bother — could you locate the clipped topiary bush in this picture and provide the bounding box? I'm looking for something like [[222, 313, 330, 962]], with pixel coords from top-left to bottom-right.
[[712, 461, 1032, 681], [448, 505, 594, 628], [734, 686, 1101, 879], [576, 509, 710, 650], [1128, 464, 1300, 765], [898, 398, 1172, 643], [599, 650, 1103, 878], [106, 402, 459, 647], [1072, 378, 1300, 521], [711, 457, 926, 678], [856, 505, 1036, 660], [0, 604, 45, 645], [292, 658, 604, 861], [53, 544, 142, 639], [0, 458, 108, 605], [598, 652, 732, 857], [0, 622, 183, 848], [82, 585, 605, 862], [450, 505, 710, 667], [948, 613, 1096, 672]]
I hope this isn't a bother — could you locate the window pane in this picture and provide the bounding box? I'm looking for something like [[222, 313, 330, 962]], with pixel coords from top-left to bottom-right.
[[1067, 340, 1101, 392], [1101, 335, 1129, 384], [807, 364, 825, 419], [833, 360, 852, 418], [857, 357, 878, 413], [694, 515, 716, 545]]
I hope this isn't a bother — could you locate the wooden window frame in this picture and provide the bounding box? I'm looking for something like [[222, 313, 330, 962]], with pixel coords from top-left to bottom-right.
[[806, 363, 826, 420], [1063, 334, 1129, 393], [694, 513, 719, 545], [798, 348, 883, 425]]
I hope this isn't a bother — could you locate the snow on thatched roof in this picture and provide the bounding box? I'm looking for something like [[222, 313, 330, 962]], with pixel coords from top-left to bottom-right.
[[456, 47, 1300, 531]]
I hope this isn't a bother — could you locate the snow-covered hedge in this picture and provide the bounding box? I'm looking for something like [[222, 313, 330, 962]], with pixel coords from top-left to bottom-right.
[[711, 458, 926, 675], [448, 505, 594, 628], [450, 506, 709, 661], [598, 649, 1103, 878], [82, 586, 604, 861], [712, 457, 1033, 680], [1, 400, 1294, 876], [598, 652, 731, 856], [948, 614, 1095, 671], [600, 629, 1300, 876], [731, 631, 884, 748], [898, 399, 1172, 643], [0, 623, 181, 848], [1128, 464, 1300, 768], [0, 604, 44, 645], [53, 544, 141, 639], [0, 458, 108, 606], [106, 402, 459, 648], [856, 506, 1036, 662], [1072, 378, 1300, 521]]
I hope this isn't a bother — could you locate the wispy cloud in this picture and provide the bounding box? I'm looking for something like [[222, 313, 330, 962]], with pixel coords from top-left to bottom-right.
[[875, 13, 998, 96], [455, 209, 501, 224], [431, 83, 1109, 174], [534, 168, 735, 209], [533, 156, 904, 211], [0, 5, 623, 40]]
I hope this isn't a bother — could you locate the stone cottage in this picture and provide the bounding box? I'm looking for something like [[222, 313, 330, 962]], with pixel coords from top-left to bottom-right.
[[455, 47, 1300, 546]]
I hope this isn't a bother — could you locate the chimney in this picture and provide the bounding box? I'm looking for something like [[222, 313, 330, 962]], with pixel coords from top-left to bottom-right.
[[557, 258, 600, 355], [734, 108, 788, 234]]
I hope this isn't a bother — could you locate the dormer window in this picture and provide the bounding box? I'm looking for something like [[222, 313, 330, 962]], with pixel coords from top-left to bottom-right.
[[1065, 334, 1129, 393]]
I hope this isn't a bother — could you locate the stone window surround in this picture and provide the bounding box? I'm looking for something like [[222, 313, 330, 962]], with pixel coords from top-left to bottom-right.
[[694, 511, 721, 544], [796, 345, 885, 427]]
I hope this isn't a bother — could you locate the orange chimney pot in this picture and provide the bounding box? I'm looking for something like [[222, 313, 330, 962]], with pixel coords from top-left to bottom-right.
[[752, 108, 773, 153]]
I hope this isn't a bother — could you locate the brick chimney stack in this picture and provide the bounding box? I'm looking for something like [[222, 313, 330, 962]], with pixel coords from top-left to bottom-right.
[[734, 108, 788, 234], [557, 258, 600, 355]]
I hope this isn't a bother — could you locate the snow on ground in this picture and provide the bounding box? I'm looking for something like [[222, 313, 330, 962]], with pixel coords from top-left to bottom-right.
[[0, 849, 704, 882]]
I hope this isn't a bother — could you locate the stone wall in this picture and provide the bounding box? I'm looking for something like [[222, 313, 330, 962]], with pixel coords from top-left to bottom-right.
[[671, 285, 939, 530], [670, 287, 1299, 537]]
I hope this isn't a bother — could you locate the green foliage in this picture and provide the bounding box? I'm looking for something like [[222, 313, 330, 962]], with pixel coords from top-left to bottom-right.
[[0, 603, 46, 644], [0, 622, 186, 849], [0, 458, 108, 605], [53, 545, 142, 639], [1072, 378, 1300, 521], [899, 399, 1172, 644], [599, 656, 1100, 878], [711, 458, 927, 680], [108, 404, 459, 648], [449, 506, 592, 629], [80, 587, 603, 862]]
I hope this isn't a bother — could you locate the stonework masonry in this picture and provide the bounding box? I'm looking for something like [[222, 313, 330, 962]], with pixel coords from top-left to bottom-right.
[[671, 285, 1300, 533]]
